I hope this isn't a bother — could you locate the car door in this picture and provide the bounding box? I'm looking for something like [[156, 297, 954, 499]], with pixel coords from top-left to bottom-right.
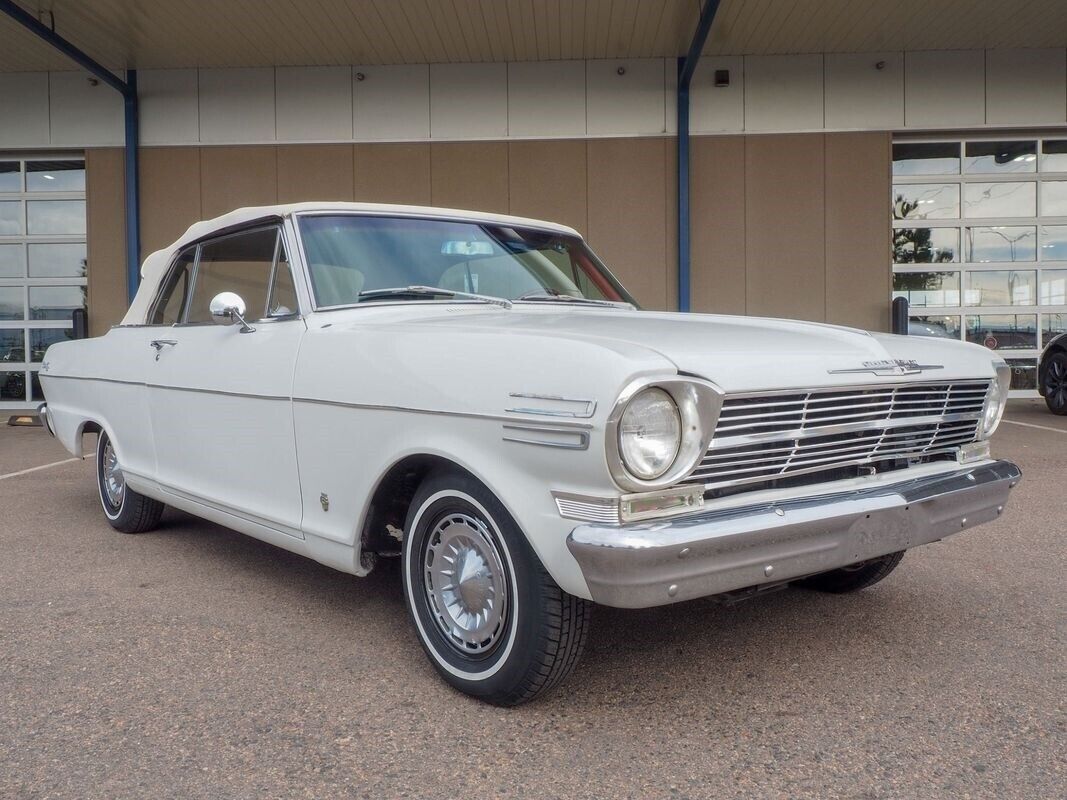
[[147, 223, 306, 538]]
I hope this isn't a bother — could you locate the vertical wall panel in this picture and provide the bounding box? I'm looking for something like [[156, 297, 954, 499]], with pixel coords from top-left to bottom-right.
[[508, 140, 587, 235], [430, 142, 509, 212], [85, 149, 128, 335], [353, 65, 430, 141], [139, 69, 199, 145], [905, 51, 985, 128], [0, 72, 49, 147], [690, 136, 746, 315], [276, 66, 353, 142], [199, 68, 275, 144], [586, 59, 666, 136], [139, 147, 201, 258], [199, 146, 277, 218], [353, 143, 431, 205], [663, 137, 678, 311], [508, 62, 586, 138], [49, 72, 123, 146], [587, 138, 669, 310], [277, 145, 354, 203], [986, 49, 1067, 125], [825, 133, 891, 331], [430, 64, 508, 139], [689, 57, 744, 134], [825, 53, 904, 130], [745, 134, 825, 320], [744, 55, 824, 132]]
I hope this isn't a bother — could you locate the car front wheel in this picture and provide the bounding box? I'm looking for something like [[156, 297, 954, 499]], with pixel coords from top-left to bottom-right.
[[402, 470, 590, 706], [96, 430, 165, 534], [1043, 352, 1067, 415]]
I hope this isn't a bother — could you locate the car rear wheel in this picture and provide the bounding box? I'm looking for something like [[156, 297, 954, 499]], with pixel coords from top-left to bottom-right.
[[797, 551, 905, 593], [402, 469, 591, 706], [1043, 352, 1067, 415], [96, 431, 164, 534]]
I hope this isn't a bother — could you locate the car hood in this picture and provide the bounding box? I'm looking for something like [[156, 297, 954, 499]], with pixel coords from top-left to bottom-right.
[[394, 306, 999, 393]]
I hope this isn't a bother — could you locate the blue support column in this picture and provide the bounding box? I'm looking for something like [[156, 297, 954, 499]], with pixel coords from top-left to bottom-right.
[[0, 0, 141, 303], [676, 0, 724, 312]]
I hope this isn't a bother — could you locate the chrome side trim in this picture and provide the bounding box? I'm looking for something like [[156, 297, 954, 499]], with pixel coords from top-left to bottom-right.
[[147, 383, 289, 401], [293, 396, 594, 428], [502, 423, 590, 450], [506, 392, 597, 419], [552, 492, 621, 524], [39, 374, 144, 387]]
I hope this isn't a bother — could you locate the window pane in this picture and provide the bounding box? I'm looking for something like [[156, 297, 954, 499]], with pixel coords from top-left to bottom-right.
[[29, 328, 74, 361], [0, 201, 22, 234], [0, 162, 19, 192], [893, 142, 960, 175], [1045, 313, 1067, 341], [963, 182, 1036, 217], [893, 184, 959, 220], [28, 243, 87, 278], [1041, 140, 1067, 172], [893, 227, 958, 263], [909, 315, 961, 339], [966, 315, 1037, 349], [29, 286, 86, 320], [1006, 359, 1038, 390], [966, 226, 1036, 262], [26, 160, 85, 192], [1042, 226, 1067, 261], [30, 370, 43, 402], [26, 200, 85, 235], [0, 286, 23, 319], [0, 329, 24, 362], [188, 228, 279, 323], [964, 141, 1037, 173], [964, 270, 1036, 306], [1041, 181, 1067, 216], [0, 244, 24, 277], [150, 250, 194, 326], [268, 248, 298, 317], [893, 272, 960, 306], [1040, 270, 1067, 305], [0, 371, 26, 401]]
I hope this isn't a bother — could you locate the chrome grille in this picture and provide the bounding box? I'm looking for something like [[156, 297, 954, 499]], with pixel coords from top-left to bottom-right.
[[683, 381, 990, 491]]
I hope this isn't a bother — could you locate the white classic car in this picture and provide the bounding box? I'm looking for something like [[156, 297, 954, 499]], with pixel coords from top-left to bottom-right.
[[39, 202, 1021, 705]]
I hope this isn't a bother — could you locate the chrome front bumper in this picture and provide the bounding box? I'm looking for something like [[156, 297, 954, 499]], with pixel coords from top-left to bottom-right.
[[566, 460, 1022, 608]]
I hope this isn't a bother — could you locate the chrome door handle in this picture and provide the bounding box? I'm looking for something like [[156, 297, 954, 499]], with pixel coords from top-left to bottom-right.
[[150, 339, 178, 360]]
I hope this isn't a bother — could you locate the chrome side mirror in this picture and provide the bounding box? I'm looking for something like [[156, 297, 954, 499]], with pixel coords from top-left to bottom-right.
[[209, 292, 255, 333]]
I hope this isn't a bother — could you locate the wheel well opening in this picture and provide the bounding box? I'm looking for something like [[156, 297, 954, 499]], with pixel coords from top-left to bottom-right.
[[359, 454, 466, 567]]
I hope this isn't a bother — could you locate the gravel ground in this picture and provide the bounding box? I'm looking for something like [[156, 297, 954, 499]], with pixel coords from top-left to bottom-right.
[[1, 401, 1063, 799]]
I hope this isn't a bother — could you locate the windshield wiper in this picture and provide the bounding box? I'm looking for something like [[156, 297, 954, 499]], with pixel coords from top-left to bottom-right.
[[358, 285, 512, 309], [515, 290, 631, 309]]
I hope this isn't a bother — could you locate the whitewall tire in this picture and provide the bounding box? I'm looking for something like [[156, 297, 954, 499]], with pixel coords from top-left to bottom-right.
[[95, 430, 165, 534]]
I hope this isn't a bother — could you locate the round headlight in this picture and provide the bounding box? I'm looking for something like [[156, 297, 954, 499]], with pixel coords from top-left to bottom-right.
[[618, 388, 682, 480], [981, 370, 1008, 437]]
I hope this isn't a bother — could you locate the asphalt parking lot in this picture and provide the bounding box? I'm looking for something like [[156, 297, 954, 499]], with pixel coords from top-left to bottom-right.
[[1, 401, 1063, 799]]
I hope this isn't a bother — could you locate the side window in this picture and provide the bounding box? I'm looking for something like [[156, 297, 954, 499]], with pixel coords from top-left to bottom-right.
[[186, 227, 281, 323], [267, 243, 299, 317], [150, 248, 195, 325]]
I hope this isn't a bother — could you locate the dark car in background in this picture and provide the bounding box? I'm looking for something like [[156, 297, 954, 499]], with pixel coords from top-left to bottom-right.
[[1038, 333, 1067, 415]]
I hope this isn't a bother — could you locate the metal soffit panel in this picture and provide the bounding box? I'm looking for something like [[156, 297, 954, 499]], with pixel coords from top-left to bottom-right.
[[2, 1, 1066, 72]]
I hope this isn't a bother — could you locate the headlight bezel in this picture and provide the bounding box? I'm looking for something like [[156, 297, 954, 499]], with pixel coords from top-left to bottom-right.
[[980, 360, 1011, 439], [605, 376, 724, 492]]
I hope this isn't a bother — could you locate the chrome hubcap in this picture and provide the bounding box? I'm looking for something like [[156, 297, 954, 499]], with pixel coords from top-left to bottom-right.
[[423, 512, 508, 654], [101, 440, 125, 508]]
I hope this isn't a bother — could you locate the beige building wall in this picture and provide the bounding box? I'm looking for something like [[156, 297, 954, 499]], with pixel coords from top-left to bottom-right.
[[85, 132, 891, 334]]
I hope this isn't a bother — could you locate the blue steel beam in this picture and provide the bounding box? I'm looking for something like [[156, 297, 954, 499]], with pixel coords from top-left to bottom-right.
[[676, 0, 723, 312], [0, 0, 141, 303]]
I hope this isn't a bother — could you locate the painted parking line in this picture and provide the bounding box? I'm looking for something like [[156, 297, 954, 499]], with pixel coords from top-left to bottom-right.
[[0, 457, 81, 481], [1002, 419, 1067, 434]]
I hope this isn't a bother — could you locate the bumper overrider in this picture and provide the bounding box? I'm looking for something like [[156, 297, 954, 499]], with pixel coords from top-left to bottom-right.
[[566, 460, 1021, 608]]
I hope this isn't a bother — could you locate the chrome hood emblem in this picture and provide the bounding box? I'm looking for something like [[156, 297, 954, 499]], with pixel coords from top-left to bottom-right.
[[828, 359, 944, 377]]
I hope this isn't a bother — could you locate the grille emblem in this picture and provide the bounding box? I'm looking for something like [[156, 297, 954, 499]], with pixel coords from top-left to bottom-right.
[[828, 359, 943, 376]]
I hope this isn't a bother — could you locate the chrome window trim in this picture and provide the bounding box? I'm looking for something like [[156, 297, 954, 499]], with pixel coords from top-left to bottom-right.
[[604, 375, 725, 493], [145, 243, 199, 327]]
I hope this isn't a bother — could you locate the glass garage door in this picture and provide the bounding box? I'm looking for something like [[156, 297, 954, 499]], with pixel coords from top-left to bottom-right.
[[0, 156, 87, 409], [892, 137, 1067, 397]]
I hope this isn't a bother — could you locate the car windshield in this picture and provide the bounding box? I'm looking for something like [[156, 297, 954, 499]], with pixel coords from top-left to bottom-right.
[[297, 214, 637, 308]]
